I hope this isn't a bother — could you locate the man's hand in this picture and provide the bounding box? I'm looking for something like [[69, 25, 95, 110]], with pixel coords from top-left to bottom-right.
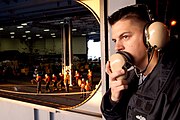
[[106, 61, 128, 102]]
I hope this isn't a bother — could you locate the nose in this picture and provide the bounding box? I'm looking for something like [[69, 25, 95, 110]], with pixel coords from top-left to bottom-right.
[[115, 40, 125, 51]]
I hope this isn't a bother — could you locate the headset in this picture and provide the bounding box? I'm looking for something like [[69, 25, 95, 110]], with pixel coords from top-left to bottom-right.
[[142, 4, 170, 50], [144, 21, 170, 50], [110, 51, 133, 80]]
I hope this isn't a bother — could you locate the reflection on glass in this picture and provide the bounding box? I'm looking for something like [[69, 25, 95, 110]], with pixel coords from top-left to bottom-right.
[[0, 0, 100, 109]]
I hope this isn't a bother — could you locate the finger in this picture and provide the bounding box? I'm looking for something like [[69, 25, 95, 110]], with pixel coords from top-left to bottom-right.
[[110, 83, 128, 101], [110, 79, 128, 87], [106, 61, 112, 74], [109, 69, 126, 81]]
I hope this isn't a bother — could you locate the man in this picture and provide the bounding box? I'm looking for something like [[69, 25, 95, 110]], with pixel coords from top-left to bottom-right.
[[65, 71, 70, 93], [87, 69, 92, 84], [59, 72, 65, 90], [101, 4, 180, 120], [36, 73, 42, 94], [52, 74, 58, 91], [44, 74, 51, 92], [80, 78, 86, 98], [74, 70, 80, 86]]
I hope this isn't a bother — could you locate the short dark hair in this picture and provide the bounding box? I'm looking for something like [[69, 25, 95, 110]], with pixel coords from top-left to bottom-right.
[[108, 4, 153, 25]]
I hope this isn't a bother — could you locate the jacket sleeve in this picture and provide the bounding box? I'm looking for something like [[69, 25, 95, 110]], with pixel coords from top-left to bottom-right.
[[100, 89, 127, 120]]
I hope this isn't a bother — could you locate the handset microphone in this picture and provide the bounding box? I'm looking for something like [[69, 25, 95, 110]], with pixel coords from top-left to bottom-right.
[[109, 51, 133, 80]]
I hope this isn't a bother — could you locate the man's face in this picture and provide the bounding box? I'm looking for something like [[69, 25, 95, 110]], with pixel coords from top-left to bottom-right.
[[111, 19, 148, 69]]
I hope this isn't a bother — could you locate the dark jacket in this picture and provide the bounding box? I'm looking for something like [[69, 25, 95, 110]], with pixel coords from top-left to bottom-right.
[[101, 38, 180, 120]]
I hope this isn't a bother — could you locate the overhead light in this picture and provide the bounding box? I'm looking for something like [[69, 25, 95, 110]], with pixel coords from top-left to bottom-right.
[[44, 29, 50, 32], [0, 28, 4, 30], [82, 33, 86, 36], [11, 36, 14, 38], [39, 36, 43, 38], [10, 32, 15, 34], [25, 31, 30, 33], [89, 32, 96, 34], [22, 35, 26, 37], [52, 36, 56, 38], [17, 26, 23, 28], [51, 33, 55, 36], [36, 34, 40, 36], [72, 28, 77, 31], [27, 37, 31, 39], [21, 23, 27, 26], [171, 20, 177, 26]]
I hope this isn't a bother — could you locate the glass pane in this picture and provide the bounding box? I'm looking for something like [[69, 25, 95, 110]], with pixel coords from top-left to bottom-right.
[[0, 0, 100, 109]]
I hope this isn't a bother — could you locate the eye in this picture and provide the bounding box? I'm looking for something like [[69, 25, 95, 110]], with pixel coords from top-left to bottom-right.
[[112, 39, 116, 43], [122, 35, 129, 40]]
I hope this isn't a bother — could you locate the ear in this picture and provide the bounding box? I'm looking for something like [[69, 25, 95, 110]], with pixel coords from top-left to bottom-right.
[[144, 22, 170, 49]]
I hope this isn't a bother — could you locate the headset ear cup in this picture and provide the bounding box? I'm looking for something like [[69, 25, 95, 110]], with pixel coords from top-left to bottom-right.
[[145, 22, 170, 49], [116, 51, 133, 69], [110, 51, 133, 80], [144, 23, 151, 48]]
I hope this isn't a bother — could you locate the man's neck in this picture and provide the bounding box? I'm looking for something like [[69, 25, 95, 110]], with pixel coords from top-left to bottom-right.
[[143, 50, 159, 76]]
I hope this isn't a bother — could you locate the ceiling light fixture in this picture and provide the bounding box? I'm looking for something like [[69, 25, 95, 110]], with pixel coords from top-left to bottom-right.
[[72, 28, 77, 31], [51, 33, 55, 36], [22, 35, 26, 37], [25, 31, 30, 33], [89, 31, 96, 34], [44, 29, 50, 32], [81, 33, 86, 36], [17, 26, 23, 28], [21, 23, 27, 26], [10, 32, 15, 34], [11, 36, 14, 38]]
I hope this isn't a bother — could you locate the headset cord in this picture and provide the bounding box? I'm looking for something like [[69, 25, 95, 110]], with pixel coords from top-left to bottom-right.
[[134, 46, 156, 78]]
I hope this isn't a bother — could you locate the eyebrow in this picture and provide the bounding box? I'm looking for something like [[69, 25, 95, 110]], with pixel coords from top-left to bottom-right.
[[119, 31, 131, 38], [112, 31, 132, 41]]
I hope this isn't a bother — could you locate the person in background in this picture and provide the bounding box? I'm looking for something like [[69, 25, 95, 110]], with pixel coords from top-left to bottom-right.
[[58, 72, 64, 90], [44, 74, 51, 92], [101, 4, 180, 120], [74, 70, 80, 86], [85, 80, 91, 92], [80, 78, 86, 99], [87, 69, 92, 85], [65, 72, 70, 93], [31, 68, 38, 84], [52, 74, 58, 91], [36, 74, 42, 94]]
